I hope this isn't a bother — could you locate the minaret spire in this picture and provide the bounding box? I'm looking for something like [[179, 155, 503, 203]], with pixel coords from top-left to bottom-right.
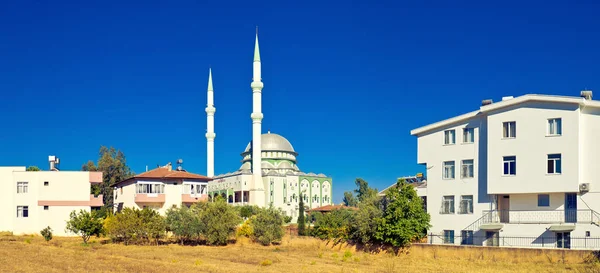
[[250, 29, 265, 206], [205, 68, 216, 177]]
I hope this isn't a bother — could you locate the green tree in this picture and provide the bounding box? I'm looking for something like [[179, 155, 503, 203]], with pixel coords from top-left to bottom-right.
[[65, 210, 104, 244], [343, 191, 358, 207], [374, 178, 430, 248], [26, 166, 40, 171], [199, 199, 241, 245], [354, 178, 378, 203], [165, 205, 202, 245], [350, 200, 383, 246], [297, 193, 306, 236], [250, 206, 285, 246], [311, 209, 354, 241], [103, 207, 165, 245], [40, 226, 53, 241], [83, 146, 134, 210]]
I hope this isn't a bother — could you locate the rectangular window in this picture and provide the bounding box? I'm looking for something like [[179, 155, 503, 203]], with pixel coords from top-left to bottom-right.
[[441, 196, 455, 214], [459, 195, 474, 214], [17, 206, 28, 218], [538, 194, 550, 207], [443, 161, 455, 179], [135, 183, 165, 194], [547, 154, 562, 174], [463, 128, 474, 143], [503, 121, 516, 138], [503, 156, 516, 175], [443, 230, 455, 244], [44, 181, 49, 186], [461, 230, 474, 245], [556, 232, 571, 249], [461, 160, 474, 178], [486, 231, 499, 247], [44, 206, 49, 210], [548, 118, 562, 136], [17, 182, 28, 193], [444, 130, 456, 145]]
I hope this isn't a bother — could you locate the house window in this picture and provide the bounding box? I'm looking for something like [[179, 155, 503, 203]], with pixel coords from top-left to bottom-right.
[[135, 183, 165, 194], [17, 206, 28, 218], [537, 194, 550, 207], [44, 206, 49, 210], [463, 128, 474, 143], [461, 160, 474, 178], [444, 130, 456, 145], [441, 196, 455, 214], [486, 231, 499, 247], [548, 118, 562, 136], [556, 232, 571, 249], [503, 156, 516, 175], [461, 230, 473, 245], [459, 195, 473, 214], [44, 181, 49, 186], [443, 161, 455, 179], [547, 154, 562, 174], [443, 230, 455, 244], [284, 197, 287, 203], [503, 121, 516, 138], [17, 182, 28, 193]]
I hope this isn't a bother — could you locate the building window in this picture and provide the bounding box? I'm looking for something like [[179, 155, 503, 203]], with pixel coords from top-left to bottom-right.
[[461, 160, 474, 178], [503, 156, 516, 175], [556, 232, 571, 249], [443, 230, 455, 244], [503, 121, 516, 138], [441, 196, 455, 214], [461, 230, 473, 245], [44, 206, 49, 210], [547, 154, 562, 174], [463, 128, 474, 143], [136, 183, 165, 194], [17, 206, 28, 218], [443, 161, 455, 179], [548, 118, 562, 136], [17, 182, 28, 193], [284, 197, 287, 203], [459, 195, 473, 214], [444, 130, 456, 145], [538, 194, 550, 207], [44, 181, 49, 186]]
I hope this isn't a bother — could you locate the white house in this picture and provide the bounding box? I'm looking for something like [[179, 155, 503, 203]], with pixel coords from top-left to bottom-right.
[[411, 90, 600, 249]]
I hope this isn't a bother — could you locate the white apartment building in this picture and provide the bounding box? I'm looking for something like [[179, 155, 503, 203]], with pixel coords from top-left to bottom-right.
[[411, 90, 600, 249], [112, 162, 211, 215], [0, 156, 103, 236]]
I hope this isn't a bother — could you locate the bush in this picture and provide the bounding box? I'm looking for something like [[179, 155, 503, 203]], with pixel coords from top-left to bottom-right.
[[104, 207, 165, 245], [40, 226, 53, 242], [311, 209, 353, 241], [65, 210, 104, 244], [239, 205, 260, 219], [237, 219, 254, 238], [165, 205, 202, 244], [283, 216, 292, 224], [250, 206, 284, 246], [199, 199, 241, 245]]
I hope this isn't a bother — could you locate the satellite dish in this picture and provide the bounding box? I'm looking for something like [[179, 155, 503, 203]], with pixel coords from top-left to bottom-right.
[[177, 159, 183, 164]]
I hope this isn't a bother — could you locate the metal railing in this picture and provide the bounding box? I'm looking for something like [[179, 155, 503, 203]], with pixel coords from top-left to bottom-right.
[[426, 233, 600, 250], [482, 209, 597, 224]]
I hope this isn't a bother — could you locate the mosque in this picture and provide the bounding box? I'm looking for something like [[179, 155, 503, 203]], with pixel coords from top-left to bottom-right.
[[205, 31, 333, 219]]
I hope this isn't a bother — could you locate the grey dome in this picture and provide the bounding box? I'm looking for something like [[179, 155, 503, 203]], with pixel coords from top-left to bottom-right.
[[244, 132, 296, 153]]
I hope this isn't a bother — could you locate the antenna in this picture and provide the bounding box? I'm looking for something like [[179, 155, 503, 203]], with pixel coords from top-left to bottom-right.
[[176, 159, 184, 171]]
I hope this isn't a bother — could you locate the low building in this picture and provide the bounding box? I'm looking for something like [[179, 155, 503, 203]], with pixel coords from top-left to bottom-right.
[[112, 163, 211, 214], [0, 156, 103, 236]]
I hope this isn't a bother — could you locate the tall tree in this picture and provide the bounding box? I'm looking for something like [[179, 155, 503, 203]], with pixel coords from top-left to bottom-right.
[[82, 146, 134, 210], [354, 178, 378, 203], [297, 192, 306, 236], [26, 166, 40, 171], [343, 191, 358, 207]]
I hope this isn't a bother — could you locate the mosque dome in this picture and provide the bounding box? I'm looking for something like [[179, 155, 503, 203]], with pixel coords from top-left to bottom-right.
[[243, 132, 296, 154]]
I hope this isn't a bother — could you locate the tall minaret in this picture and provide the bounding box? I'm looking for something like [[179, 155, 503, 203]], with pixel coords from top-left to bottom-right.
[[250, 29, 265, 206], [205, 68, 216, 177]]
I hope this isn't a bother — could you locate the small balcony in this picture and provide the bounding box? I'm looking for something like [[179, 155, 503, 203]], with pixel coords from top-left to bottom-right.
[[135, 193, 166, 203], [89, 172, 103, 184], [182, 194, 208, 203], [90, 194, 104, 207], [482, 209, 600, 225]]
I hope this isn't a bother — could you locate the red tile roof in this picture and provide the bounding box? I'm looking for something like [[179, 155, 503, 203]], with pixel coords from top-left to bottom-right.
[[307, 204, 358, 213], [112, 166, 211, 187]]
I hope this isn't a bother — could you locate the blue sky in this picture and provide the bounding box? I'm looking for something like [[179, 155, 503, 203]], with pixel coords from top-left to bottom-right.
[[1, 0, 599, 202]]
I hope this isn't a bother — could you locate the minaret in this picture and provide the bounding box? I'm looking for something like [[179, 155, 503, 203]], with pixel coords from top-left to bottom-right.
[[250, 29, 265, 206], [205, 68, 216, 177]]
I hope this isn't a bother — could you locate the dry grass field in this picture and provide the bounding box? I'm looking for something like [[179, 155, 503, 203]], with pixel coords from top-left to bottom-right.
[[0, 232, 599, 273]]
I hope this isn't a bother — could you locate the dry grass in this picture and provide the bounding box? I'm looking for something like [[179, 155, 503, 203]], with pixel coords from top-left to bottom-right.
[[0, 233, 598, 273]]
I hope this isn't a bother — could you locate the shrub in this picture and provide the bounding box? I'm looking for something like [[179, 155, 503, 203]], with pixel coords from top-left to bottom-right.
[[65, 209, 104, 244], [165, 205, 201, 244], [310, 209, 353, 241], [283, 216, 292, 224], [250, 206, 284, 246], [41, 226, 53, 242], [237, 219, 254, 238], [104, 207, 165, 245], [239, 205, 260, 219], [199, 199, 241, 245]]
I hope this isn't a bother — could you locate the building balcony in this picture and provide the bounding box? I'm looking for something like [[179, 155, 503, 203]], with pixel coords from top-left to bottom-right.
[[89, 172, 103, 184], [482, 209, 600, 225], [90, 194, 104, 207], [135, 193, 166, 203], [182, 194, 208, 203]]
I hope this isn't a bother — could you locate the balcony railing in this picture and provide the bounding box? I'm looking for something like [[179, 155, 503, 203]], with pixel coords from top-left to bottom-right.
[[135, 193, 166, 203], [482, 209, 600, 224], [182, 194, 208, 203]]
